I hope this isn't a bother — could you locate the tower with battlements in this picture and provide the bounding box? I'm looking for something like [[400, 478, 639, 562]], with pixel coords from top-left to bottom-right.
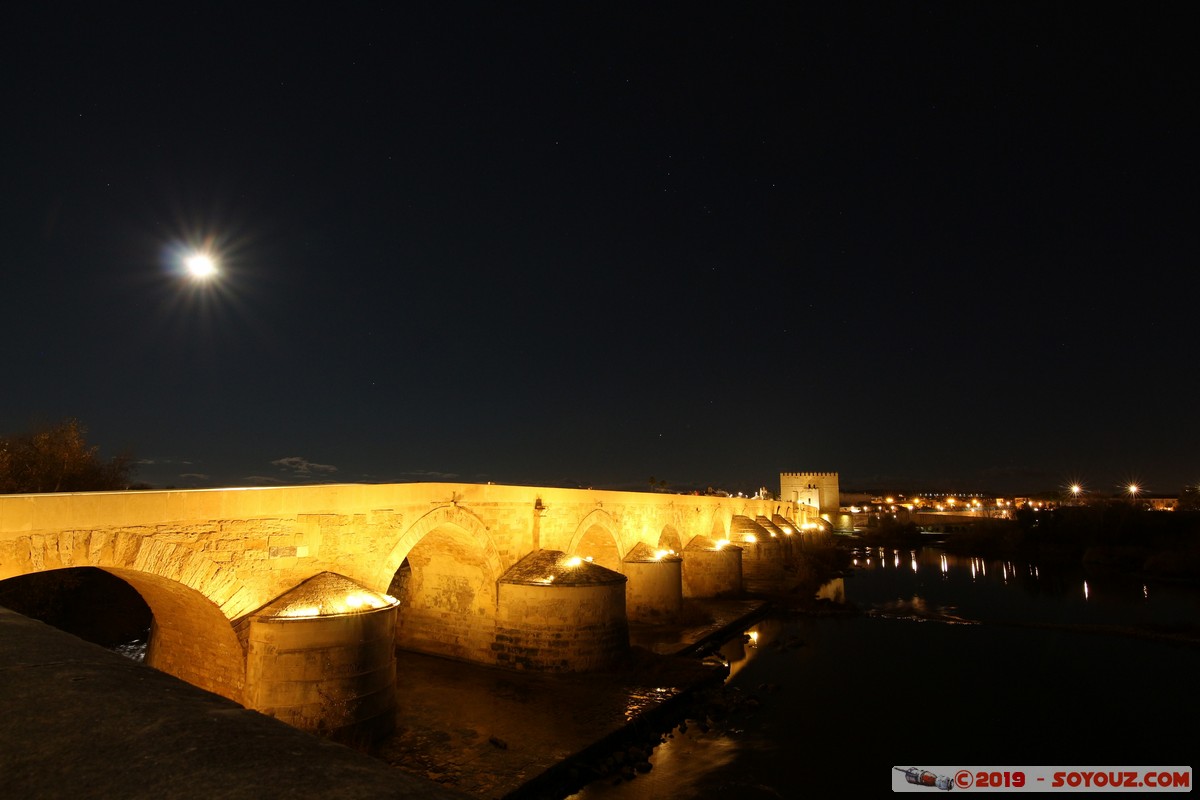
[[780, 472, 840, 518]]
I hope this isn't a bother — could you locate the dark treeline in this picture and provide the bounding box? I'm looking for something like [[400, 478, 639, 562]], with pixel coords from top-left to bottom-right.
[[0, 418, 135, 493]]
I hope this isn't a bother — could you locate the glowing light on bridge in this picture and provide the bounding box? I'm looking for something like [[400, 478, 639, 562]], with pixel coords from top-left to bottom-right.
[[265, 575, 400, 618], [279, 606, 320, 618]]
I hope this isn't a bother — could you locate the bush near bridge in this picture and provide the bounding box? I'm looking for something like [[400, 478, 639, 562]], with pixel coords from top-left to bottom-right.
[[0, 418, 135, 494]]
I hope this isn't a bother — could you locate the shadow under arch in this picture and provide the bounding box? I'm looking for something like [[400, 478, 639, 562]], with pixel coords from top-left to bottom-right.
[[568, 508, 623, 572], [382, 505, 506, 664], [658, 524, 683, 554], [710, 507, 733, 539]]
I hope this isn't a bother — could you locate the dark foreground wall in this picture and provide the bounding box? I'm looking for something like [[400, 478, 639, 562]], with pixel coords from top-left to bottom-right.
[[0, 606, 469, 800]]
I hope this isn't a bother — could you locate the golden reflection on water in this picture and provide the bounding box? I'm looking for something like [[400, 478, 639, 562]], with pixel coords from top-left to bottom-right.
[[565, 721, 741, 799], [622, 687, 679, 721]]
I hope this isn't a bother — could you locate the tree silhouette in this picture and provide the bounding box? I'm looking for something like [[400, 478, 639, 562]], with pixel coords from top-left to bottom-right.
[[0, 419, 134, 493]]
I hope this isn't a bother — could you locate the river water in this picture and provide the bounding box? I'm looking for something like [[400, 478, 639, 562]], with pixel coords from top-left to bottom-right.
[[565, 544, 1200, 798]]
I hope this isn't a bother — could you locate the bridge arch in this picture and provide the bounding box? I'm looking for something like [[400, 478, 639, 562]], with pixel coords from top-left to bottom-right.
[[379, 504, 504, 588], [0, 529, 254, 703], [658, 525, 683, 553], [0, 559, 247, 704], [382, 505, 506, 664], [114, 567, 248, 702], [710, 511, 731, 541], [567, 509, 624, 572]]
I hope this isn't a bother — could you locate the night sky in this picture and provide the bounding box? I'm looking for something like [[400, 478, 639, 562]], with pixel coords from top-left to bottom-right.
[[4, 4, 1195, 496]]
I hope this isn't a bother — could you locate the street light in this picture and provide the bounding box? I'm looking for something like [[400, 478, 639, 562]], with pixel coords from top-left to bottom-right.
[[1127, 483, 1140, 506]]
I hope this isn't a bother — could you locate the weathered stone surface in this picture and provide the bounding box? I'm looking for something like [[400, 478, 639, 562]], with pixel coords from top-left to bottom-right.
[[499, 549, 625, 586], [0, 607, 470, 800]]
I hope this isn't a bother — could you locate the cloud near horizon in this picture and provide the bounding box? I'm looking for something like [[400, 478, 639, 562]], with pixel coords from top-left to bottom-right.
[[271, 457, 339, 476], [245, 475, 288, 485], [399, 469, 460, 480]]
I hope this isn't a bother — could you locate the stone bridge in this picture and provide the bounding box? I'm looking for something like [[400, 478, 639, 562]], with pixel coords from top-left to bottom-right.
[[0, 482, 819, 738]]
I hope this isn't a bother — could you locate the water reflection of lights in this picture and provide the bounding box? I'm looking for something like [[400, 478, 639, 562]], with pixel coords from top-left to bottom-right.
[[622, 686, 678, 721], [1143, 585, 1149, 600], [1083, 580, 1089, 600], [940, 554, 949, 574], [965, 558, 989, 579], [910, 552, 918, 573], [894, 551, 901, 569]]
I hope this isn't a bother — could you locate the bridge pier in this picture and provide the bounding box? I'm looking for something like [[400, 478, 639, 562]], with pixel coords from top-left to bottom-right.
[[622, 543, 682, 623], [243, 572, 399, 743], [494, 550, 628, 671], [681, 535, 743, 598], [730, 516, 786, 585]]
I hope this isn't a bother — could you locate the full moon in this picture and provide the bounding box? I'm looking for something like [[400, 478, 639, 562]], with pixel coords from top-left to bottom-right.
[[184, 253, 218, 278]]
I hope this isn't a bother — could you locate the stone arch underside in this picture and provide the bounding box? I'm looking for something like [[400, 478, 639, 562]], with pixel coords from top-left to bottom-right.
[[710, 512, 730, 541], [0, 529, 253, 705], [107, 566, 247, 704], [658, 525, 683, 554], [385, 507, 505, 664], [570, 528, 622, 572], [566, 509, 623, 572]]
